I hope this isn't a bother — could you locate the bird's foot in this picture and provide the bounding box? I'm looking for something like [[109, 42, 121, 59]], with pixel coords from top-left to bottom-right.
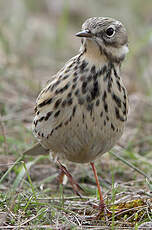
[[91, 200, 112, 220]]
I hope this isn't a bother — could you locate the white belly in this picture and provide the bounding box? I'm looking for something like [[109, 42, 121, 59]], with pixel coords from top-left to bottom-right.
[[37, 105, 124, 163]]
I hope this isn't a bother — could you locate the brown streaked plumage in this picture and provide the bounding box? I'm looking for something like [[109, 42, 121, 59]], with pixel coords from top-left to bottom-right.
[[24, 17, 129, 212]]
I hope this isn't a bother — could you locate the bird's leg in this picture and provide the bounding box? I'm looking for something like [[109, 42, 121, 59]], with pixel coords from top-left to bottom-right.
[[90, 162, 125, 219], [90, 162, 105, 211], [57, 160, 84, 197], [58, 168, 65, 185]]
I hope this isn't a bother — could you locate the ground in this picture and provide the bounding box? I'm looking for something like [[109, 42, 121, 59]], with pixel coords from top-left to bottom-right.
[[0, 0, 152, 229]]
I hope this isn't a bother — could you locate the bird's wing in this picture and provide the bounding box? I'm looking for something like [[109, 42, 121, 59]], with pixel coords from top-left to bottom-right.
[[33, 55, 79, 138], [35, 54, 78, 113]]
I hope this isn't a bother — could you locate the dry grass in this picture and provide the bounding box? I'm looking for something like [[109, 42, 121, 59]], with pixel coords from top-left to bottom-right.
[[0, 0, 152, 229]]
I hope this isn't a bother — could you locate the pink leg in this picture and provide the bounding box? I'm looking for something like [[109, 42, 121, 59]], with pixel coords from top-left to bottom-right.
[[90, 162, 105, 211], [57, 160, 84, 197]]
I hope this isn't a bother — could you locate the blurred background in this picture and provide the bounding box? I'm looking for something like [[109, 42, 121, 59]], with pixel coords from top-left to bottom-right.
[[0, 0, 152, 149], [0, 0, 152, 186], [0, 0, 152, 226], [0, 0, 152, 181]]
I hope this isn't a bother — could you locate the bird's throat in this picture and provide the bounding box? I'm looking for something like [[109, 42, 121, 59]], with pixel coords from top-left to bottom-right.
[[82, 39, 107, 67]]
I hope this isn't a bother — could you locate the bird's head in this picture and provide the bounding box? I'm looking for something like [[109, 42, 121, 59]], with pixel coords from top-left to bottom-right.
[[76, 17, 128, 64]]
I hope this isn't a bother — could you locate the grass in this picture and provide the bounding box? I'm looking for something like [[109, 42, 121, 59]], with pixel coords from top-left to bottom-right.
[[0, 0, 152, 228]]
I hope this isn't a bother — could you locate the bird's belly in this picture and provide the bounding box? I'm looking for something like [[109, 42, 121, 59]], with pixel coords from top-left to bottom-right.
[[40, 110, 124, 163]]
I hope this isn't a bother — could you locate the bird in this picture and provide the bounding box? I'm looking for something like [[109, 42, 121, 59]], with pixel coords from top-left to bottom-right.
[[23, 17, 129, 212]]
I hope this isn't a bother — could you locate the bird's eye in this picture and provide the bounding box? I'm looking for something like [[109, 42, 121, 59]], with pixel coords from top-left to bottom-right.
[[105, 27, 115, 37]]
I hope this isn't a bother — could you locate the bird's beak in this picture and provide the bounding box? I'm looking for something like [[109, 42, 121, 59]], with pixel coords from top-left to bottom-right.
[[75, 30, 92, 38]]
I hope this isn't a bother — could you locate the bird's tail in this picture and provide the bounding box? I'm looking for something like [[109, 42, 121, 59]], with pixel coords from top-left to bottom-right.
[[22, 142, 49, 156]]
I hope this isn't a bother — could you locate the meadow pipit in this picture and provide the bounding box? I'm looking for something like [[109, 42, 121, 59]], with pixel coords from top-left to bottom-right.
[[24, 17, 129, 211]]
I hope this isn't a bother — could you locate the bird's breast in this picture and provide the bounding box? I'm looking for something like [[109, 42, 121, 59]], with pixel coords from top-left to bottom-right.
[[33, 60, 128, 163]]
